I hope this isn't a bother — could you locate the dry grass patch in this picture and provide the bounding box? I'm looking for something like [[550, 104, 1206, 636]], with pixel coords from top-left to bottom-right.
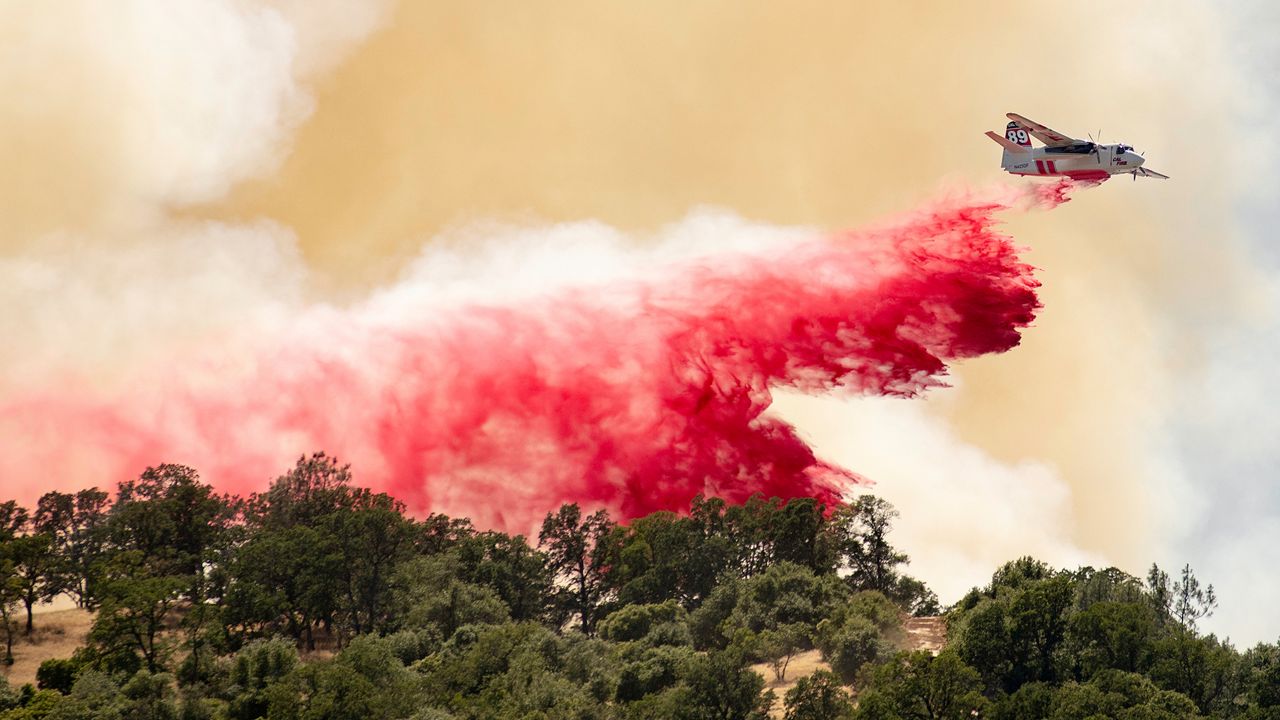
[[2, 608, 95, 689]]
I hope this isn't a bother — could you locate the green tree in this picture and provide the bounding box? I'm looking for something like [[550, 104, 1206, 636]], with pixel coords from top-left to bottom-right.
[[1039, 670, 1200, 720], [324, 491, 415, 636], [599, 510, 702, 607], [225, 524, 343, 650], [1239, 641, 1280, 711], [834, 496, 908, 595], [539, 503, 615, 635], [32, 492, 76, 601], [244, 452, 358, 531], [599, 600, 688, 643], [1005, 573, 1074, 686], [1147, 629, 1237, 714], [683, 648, 773, 720], [109, 465, 233, 605], [820, 615, 886, 683], [452, 530, 553, 622], [36, 657, 81, 694], [264, 635, 421, 720], [953, 599, 1013, 693], [1061, 600, 1157, 678], [952, 562, 1073, 693], [227, 638, 299, 720], [0, 554, 20, 665], [10, 532, 58, 635], [118, 670, 179, 720], [756, 623, 809, 682], [783, 670, 854, 720], [854, 650, 988, 720], [65, 488, 112, 610], [1171, 564, 1217, 632], [88, 554, 185, 673], [392, 555, 510, 639]]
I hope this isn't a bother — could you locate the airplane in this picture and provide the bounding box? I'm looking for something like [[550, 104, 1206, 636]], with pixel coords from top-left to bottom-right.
[[986, 112, 1168, 182]]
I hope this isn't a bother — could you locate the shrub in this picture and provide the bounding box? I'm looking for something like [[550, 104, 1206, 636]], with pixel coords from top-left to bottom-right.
[[36, 657, 81, 694]]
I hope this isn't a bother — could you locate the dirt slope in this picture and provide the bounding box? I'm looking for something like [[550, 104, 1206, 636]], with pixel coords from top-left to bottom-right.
[[751, 615, 948, 718]]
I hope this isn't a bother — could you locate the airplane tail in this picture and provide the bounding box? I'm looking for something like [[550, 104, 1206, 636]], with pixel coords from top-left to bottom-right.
[[986, 120, 1032, 169], [1004, 120, 1033, 149]]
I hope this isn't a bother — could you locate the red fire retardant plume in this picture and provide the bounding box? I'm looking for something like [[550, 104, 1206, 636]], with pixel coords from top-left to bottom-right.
[[2, 184, 1071, 532]]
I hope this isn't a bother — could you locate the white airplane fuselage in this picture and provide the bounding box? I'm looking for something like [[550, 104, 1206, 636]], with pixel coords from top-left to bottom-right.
[[1001, 143, 1146, 182]]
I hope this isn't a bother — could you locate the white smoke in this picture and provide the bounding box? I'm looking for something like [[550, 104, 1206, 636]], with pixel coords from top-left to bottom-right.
[[772, 392, 1102, 602]]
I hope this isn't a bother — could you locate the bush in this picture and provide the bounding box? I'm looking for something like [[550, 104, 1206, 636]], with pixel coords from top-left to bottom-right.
[[599, 601, 686, 643], [227, 638, 298, 720], [0, 675, 20, 712], [384, 628, 443, 665], [846, 591, 902, 634], [36, 657, 81, 694], [822, 616, 888, 683], [783, 670, 854, 720], [615, 646, 691, 702]]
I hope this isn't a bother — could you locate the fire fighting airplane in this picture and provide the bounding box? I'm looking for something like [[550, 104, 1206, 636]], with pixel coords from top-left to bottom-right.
[[986, 112, 1169, 181]]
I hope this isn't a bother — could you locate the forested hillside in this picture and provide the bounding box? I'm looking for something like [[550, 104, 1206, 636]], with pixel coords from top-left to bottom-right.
[[1, 454, 1276, 719]]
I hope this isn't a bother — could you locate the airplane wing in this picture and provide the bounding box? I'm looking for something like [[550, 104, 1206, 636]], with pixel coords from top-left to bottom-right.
[[1133, 167, 1170, 180], [1006, 112, 1080, 148]]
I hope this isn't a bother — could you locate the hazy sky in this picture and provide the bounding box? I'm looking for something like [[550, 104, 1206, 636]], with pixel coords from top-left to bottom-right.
[[3, 1, 1278, 644]]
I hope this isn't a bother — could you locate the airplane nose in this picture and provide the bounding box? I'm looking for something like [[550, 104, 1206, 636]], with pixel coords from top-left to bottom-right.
[[1132, 153, 1144, 167]]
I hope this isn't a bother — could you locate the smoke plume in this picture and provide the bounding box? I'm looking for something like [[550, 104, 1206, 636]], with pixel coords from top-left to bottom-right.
[[1, 186, 1062, 531]]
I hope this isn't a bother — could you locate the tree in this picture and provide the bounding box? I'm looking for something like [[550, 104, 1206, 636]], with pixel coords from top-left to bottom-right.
[[784, 670, 854, 720], [757, 623, 809, 682], [110, 465, 233, 604], [0, 554, 20, 665], [598, 510, 701, 607], [953, 565, 1073, 693], [89, 555, 186, 673], [32, 491, 76, 599], [1061, 601, 1157, 678], [683, 648, 773, 720], [539, 503, 615, 635], [1146, 563, 1173, 623], [393, 555, 509, 638], [232, 454, 392, 647], [0, 502, 26, 541], [1005, 574, 1074, 687], [36, 657, 80, 694], [599, 600, 687, 643], [769, 498, 837, 575], [225, 524, 344, 650], [954, 599, 1013, 694], [244, 452, 358, 531], [820, 615, 885, 683], [834, 496, 909, 595], [10, 531, 58, 635], [324, 490, 415, 636], [1147, 629, 1238, 714], [854, 650, 988, 720], [66, 488, 112, 609], [1171, 563, 1217, 632], [227, 638, 299, 720]]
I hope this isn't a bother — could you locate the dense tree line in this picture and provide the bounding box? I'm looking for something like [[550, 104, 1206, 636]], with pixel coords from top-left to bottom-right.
[[845, 558, 1279, 720], [0, 455, 1276, 719], [0, 454, 931, 719]]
